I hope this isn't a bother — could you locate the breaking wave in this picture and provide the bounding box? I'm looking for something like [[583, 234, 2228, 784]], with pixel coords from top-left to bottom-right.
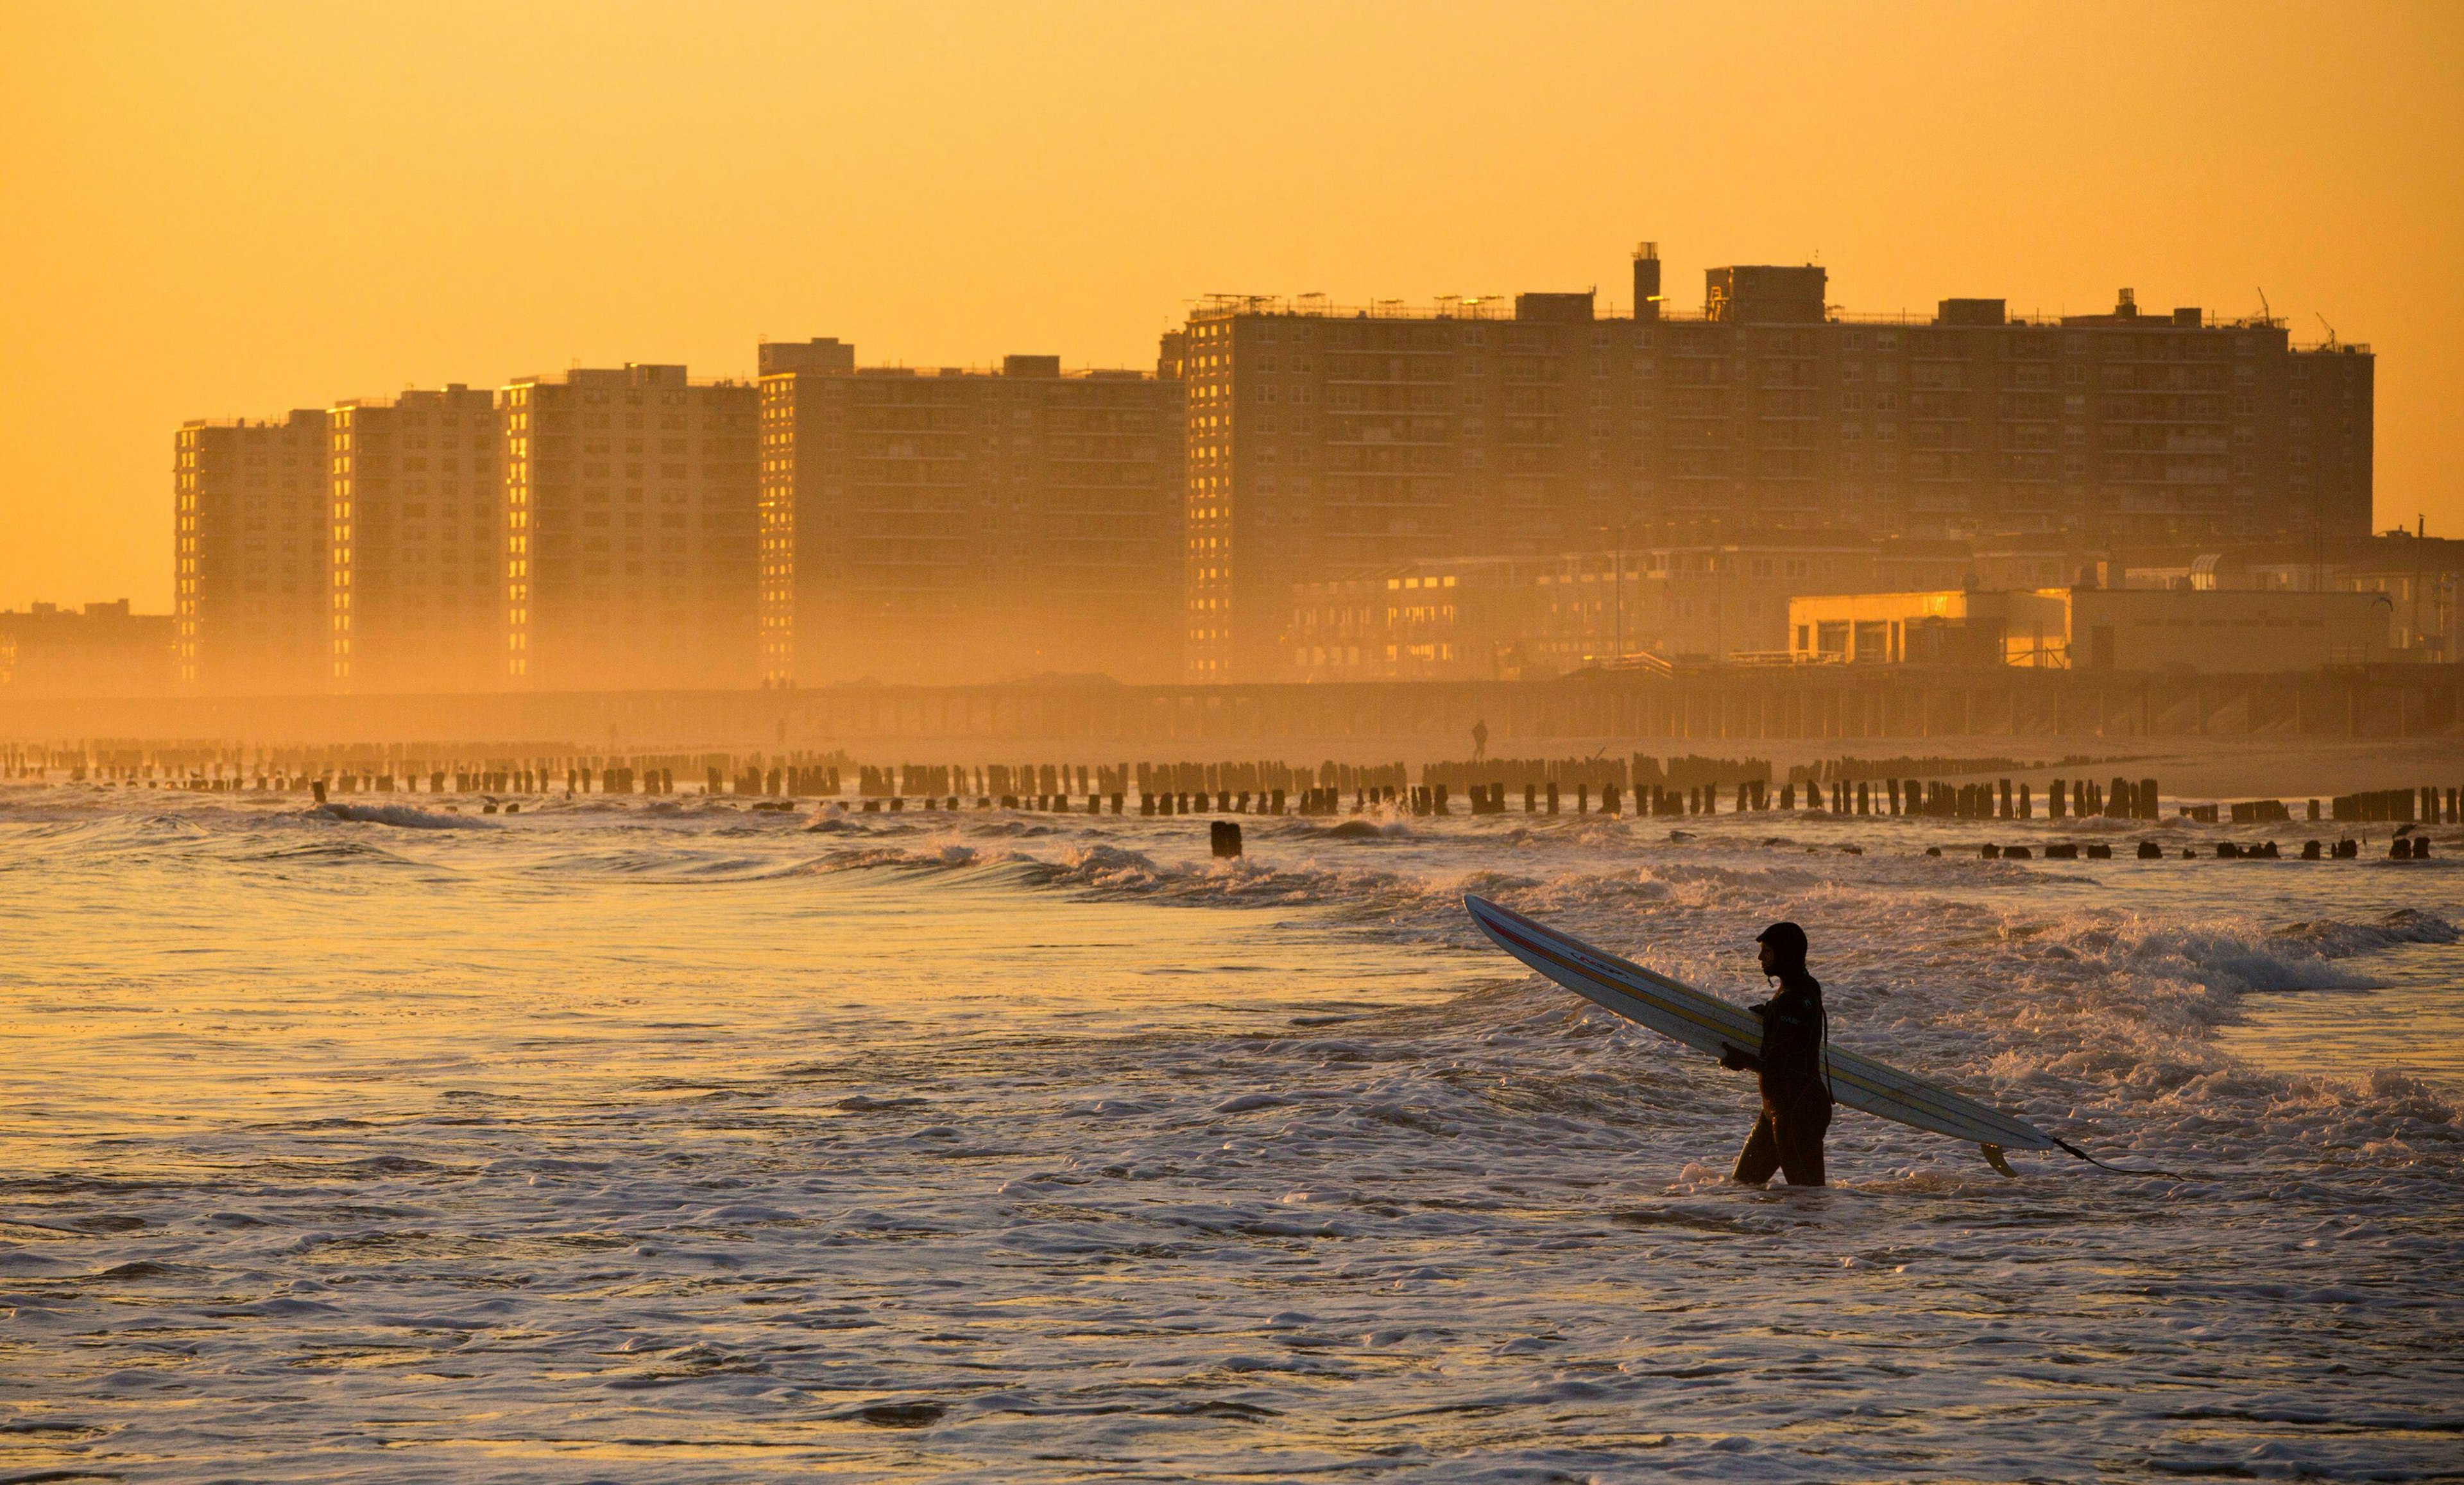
[[312, 802, 490, 830]]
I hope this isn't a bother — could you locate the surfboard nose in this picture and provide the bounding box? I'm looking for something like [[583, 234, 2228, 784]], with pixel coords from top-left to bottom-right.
[[1463, 894, 1509, 936]]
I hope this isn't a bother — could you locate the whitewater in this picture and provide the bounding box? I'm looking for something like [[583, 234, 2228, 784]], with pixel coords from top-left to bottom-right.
[[1, 785, 2458, 1481]]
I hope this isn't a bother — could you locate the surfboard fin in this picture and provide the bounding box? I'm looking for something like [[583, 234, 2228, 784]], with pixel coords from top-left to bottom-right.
[[1979, 1143, 2017, 1178]]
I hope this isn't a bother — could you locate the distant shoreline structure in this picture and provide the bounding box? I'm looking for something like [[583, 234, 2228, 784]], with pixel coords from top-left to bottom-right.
[[0, 664, 2454, 752]]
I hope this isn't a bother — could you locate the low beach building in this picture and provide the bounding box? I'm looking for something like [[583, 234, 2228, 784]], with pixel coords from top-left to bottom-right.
[[1787, 585, 2390, 671], [0, 600, 175, 697]]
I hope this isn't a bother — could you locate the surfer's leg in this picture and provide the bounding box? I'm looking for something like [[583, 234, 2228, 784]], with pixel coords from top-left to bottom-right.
[[1732, 1109, 1781, 1185], [1775, 1100, 1832, 1187]]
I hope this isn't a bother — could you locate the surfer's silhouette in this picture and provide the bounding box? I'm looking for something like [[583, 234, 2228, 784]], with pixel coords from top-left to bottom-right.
[[1718, 922, 1833, 1186]]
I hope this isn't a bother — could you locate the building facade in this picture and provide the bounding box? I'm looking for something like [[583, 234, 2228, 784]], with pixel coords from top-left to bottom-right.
[[327, 386, 504, 692], [758, 345, 1182, 686], [1283, 529, 1880, 682], [173, 409, 331, 692], [501, 365, 760, 691], [2128, 530, 2463, 664], [1176, 246, 2371, 680], [1285, 558, 1548, 683]]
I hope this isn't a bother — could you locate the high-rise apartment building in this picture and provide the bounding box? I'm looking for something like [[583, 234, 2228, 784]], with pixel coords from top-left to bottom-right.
[[501, 365, 759, 690], [757, 342, 1183, 685], [1176, 246, 2372, 680], [327, 386, 504, 692], [173, 409, 331, 692]]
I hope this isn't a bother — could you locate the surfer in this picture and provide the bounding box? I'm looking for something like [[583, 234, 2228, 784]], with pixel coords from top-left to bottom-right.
[[1718, 921, 1833, 1187]]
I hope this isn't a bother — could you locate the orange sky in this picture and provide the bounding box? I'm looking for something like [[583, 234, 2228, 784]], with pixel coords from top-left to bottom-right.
[[3, 1, 2459, 610]]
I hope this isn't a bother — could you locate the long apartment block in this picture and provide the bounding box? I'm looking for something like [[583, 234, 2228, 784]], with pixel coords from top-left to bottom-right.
[[1174, 246, 2372, 679]]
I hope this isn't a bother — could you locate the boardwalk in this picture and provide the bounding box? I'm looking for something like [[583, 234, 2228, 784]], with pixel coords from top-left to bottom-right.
[[4, 666, 2457, 748]]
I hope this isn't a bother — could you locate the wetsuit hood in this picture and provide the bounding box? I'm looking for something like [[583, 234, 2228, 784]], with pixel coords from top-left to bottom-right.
[[1756, 920, 1808, 968]]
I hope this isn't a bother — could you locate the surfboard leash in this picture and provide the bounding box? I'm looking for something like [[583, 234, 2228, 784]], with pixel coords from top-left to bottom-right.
[[2049, 1135, 2186, 1180]]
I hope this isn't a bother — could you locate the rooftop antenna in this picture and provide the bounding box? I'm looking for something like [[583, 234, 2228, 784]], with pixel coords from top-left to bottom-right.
[[2255, 287, 2272, 323], [2315, 312, 2337, 348]]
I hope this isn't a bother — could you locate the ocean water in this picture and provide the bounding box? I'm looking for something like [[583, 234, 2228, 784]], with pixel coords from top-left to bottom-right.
[[2, 786, 2459, 1482]]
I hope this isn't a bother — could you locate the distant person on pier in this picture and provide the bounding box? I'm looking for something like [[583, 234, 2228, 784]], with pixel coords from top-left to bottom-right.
[[1718, 921, 1834, 1186], [1471, 718, 1489, 763]]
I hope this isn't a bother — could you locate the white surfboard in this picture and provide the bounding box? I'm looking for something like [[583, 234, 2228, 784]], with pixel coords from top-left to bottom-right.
[[1464, 894, 2058, 1163]]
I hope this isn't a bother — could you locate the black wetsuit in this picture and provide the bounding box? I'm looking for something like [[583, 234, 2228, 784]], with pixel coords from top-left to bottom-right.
[[1728, 969, 1833, 1186]]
